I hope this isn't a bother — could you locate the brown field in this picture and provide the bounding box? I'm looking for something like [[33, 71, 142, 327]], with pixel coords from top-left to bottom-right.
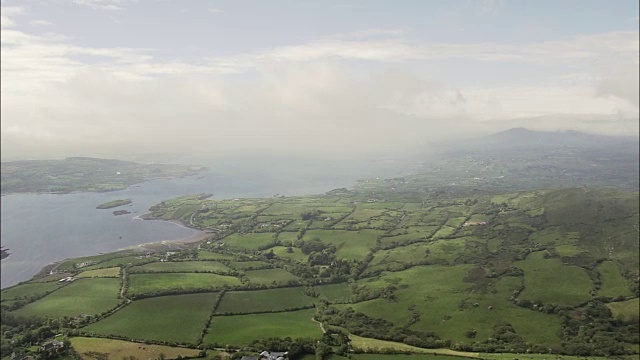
[[69, 337, 202, 360]]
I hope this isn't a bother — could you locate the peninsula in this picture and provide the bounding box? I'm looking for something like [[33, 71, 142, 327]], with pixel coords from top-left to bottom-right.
[[0, 157, 207, 194]]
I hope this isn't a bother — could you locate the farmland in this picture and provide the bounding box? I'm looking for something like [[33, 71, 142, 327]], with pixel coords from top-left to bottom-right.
[[2, 185, 638, 360]]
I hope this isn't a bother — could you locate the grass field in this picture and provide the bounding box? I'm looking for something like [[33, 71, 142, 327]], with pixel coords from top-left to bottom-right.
[[515, 251, 592, 306], [607, 298, 640, 322], [215, 287, 315, 314], [1, 281, 65, 300], [312, 283, 351, 303], [228, 261, 272, 270], [596, 261, 634, 298], [70, 336, 201, 360], [82, 293, 217, 343], [304, 229, 383, 260], [243, 268, 299, 285], [269, 246, 309, 263], [77, 267, 120, 278], [13, 278, 121, 318], [129, 261, 231, 274], [81, 255, 158, 270], [354, 265, 562, 346], [222, 233, 276, 250], [204, 309, 322, 346], [127, 273, 241, 296], [196, 251, 237, 260]]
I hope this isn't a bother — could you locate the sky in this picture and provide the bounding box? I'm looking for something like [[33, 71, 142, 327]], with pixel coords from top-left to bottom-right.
[[1, 0, 638, 161]]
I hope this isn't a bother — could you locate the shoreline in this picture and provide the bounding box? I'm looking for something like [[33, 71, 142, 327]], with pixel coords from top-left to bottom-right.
[[25, 218, 211, 286]]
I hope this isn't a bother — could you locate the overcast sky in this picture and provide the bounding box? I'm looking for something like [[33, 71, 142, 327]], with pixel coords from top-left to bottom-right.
[[1, 0, 638, 161]]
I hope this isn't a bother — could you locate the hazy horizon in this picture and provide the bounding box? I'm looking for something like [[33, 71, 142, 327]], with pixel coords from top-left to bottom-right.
[[1, 0, 638, 161]]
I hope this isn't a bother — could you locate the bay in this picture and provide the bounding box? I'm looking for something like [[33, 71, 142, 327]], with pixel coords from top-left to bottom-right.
[[1, 157, 407, 288]]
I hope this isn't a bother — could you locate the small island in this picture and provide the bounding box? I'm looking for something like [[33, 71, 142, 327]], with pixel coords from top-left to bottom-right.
[[97, 199, 132, 209], [0, 246, 10, 260], [112, 209, 131, 216]]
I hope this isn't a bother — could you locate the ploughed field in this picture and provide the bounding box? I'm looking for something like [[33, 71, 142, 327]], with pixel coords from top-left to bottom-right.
[[2, 187, 638, 359]]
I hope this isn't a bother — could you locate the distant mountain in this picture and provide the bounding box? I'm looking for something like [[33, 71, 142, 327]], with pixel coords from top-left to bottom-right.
[[446, 128, 638, 153], [417, 128, 639, 191]]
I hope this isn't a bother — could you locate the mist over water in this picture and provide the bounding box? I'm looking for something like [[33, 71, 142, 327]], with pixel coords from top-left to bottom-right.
[[1, 157, 408, 288]]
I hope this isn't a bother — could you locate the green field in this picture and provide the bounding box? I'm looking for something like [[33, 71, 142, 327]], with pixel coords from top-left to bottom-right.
[[204, 309, 322, 346], [77, 267, 121, 278], [1, 281, 65, 301], [222, 233, 276, 250], [127, 273, 241, 296], [243, 268, 299, 286], [516, 251, 592, 306], [312, 283, 352, 303], [269, 246, 310, 263], [129, 261, 231, 274], [596, 261, 634, 298], [304, 229, 383, 260], [353, 265, 562, 345], [82, 293, 216, 343], [215, 287, 315, 314], [607, 298, 640, 322], [13, 278, 121, 318]]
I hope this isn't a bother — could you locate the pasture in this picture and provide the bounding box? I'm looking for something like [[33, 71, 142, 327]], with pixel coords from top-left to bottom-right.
[[354, 265, 562, 345], [515, 251, 592, 306], [304, 229, 383, 260], [13, 278, 121, 318], [1, 281, 65, 301], [127, 273, 241, 296], [77, 267, 120, 278], [607, 298, 639, 322], [596, 261, 634, 298], [204, 309, 322, 346], [243, 268, 299, 285], [129, 261, 231, 274], [215, 287, 314, 314], [82, 293, 217, 343], [312, 283, 351, 303], [222, 233, 276, 250]]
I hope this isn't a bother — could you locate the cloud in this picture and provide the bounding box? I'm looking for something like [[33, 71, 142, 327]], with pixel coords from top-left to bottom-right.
[[0, 5, 23, 28], [207, 7, 227, 15], [1, 5, 638, 160], [29, 19, 54, 26], [70, 0, 132, 11]]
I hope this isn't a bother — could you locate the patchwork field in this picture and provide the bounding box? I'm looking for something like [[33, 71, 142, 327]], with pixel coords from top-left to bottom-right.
[[129, 260, 231, 274], [243, 268, 299, 285], [204, 309, 322, 346], [13, 278, 121, 318], [82, 293, 217, 343], [127, 273, 241, 296], [4, 187, 638, 359], [216, 287, 315, 314]]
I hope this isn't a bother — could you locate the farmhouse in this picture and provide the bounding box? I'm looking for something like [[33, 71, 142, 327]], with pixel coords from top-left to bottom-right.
[[259, 351, 287, 360], [462, 221, 488, 227], [40, 340, 64, 351]]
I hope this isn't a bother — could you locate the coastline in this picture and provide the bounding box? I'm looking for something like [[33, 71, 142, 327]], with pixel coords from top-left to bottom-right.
[[25, 217, 211, 286]]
